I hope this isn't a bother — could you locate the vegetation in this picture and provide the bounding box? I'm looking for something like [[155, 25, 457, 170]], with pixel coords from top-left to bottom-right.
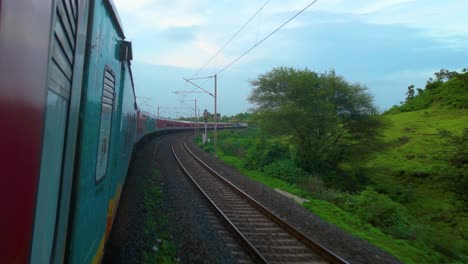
[[248, 68, 385, 191], [178, 111, 253, 124], [386, 68, 468, 113], [197, 68, 467, 263], [142, 169, 178, 263]]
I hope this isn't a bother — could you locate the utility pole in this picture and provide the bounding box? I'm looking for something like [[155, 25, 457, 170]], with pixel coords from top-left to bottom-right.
[[194, 98, 197, 136], [214, 74, 217, 149], [203, 109, 208, 144], [182, 75, 218, 148], [197, 108, 200, 136]]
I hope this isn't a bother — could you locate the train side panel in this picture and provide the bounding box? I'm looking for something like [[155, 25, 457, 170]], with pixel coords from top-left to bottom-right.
[[0, 1, 54, 262], [105, 61, 137, 236], [136, 111, 147, 140], [29, 0, 92, 263], [68, 1, 127, 263]]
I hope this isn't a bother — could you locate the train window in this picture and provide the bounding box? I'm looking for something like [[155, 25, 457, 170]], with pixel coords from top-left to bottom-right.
[[96, 67, 115, 182]]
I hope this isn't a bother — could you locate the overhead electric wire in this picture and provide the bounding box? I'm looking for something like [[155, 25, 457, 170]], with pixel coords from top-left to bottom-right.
[[184, 0, 319, 92], [215, 0, 319, 76], [192, 0, 271, 78]]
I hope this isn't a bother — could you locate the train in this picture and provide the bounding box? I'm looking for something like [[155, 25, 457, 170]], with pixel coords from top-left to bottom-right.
[[0, 1, 243, 263]]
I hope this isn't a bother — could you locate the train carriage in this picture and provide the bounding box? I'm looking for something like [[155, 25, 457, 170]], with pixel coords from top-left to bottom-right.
[[1, 0, 90, 262], [0, 0, 237, 263]]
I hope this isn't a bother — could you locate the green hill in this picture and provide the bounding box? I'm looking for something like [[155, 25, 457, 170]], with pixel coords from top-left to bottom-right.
[[197, 69, 468, 262], [366, 107, 467, 259], [366, 70, 468, 261], [386, 69, 468, 113]]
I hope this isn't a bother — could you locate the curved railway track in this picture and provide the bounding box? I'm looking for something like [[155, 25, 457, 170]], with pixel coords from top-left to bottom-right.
[[172, 136, 348, 264]]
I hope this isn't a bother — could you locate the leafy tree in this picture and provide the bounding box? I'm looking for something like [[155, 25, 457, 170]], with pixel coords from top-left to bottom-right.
[[406, 85, 415, 102], [434, 68, 458, 82], [248, 67, 384, 186]]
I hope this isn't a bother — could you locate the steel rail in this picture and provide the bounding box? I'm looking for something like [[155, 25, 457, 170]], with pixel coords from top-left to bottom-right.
[[183, 140, 349, 264], [171, 145, 268, 263]]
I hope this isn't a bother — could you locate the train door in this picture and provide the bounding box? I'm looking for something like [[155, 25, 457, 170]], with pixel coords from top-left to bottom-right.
[[30, 0, 88, 263]]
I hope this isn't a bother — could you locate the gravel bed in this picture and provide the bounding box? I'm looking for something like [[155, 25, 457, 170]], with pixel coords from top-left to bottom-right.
[[103, 135, 159, 263], [185, 136, 402, 264], [103, 133, 240, 263]]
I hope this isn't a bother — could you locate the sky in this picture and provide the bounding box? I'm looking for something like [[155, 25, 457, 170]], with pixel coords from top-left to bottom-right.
[[113, 0, 468, 118]]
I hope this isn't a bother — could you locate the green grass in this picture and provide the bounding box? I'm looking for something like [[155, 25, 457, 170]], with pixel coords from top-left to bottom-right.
[[197, 120, 467, 263], [365, 107, 468, 262], [213, 151, 450, 263], [195, 72, 468, 262], [368, 107, 467, 213], [142, 169, 178, 263]]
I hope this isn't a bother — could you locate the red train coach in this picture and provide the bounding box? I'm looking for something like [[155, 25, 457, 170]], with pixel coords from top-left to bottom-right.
[[0, 0, 89, 262]]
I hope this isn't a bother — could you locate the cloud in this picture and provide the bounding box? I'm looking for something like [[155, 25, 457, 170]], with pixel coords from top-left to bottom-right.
[[114, 0, 206, 32], [113, 0, 468, 114], [137, 35, 237, 68], [164, 26, 198, 42], [364, 0, 468, 49], [265, 0, 468, 49]]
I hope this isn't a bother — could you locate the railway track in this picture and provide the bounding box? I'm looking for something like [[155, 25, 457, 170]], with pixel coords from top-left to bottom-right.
[[172, 137, 348, 264]]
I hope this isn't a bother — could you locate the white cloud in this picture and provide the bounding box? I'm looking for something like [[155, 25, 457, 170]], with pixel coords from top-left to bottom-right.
[[114, 0, 468, 69], [317, 0, 468, 49], [136, 35, 236, 68], [364, 0, 468, 49], [114, 0, 206, 31]]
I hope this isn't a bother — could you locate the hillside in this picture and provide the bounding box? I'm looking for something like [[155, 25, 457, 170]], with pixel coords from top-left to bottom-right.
[[365, 70, 468, 261], [366, 106, 467, 260], [197, 69, 467, 262]]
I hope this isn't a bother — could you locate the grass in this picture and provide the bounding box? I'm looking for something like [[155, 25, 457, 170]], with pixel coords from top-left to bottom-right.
[[212, 152, 448, 263], [365, 107, 468, 262], [369, 107, 466, 212], [142, 169, 178, 263], [196, 120, 467, 263]]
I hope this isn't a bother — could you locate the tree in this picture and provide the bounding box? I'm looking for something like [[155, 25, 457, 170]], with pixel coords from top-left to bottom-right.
[[248, 67, 384, 181], [406, 85, 415, 102], [434, 68, 458, 82]]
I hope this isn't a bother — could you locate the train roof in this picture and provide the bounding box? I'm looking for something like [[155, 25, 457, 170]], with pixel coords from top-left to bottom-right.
[[104, 0, 125, 38], [103, 0, 139, 111]]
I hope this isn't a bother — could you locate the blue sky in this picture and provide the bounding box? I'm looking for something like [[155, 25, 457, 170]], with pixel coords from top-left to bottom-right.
[[114, 0, 468, 117]]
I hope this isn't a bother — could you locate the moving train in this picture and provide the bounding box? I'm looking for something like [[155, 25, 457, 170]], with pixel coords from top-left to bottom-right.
[[0, 1, 240, 263]]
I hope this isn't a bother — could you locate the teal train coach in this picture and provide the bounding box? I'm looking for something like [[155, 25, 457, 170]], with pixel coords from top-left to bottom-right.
[[0, 0, 240, 263]]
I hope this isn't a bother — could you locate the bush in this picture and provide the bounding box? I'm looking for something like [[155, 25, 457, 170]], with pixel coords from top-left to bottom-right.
[[243, 137, 289, 170], [262, 159, 308, 184], [344, 187, 413, 238], [319, 165, 370, 193], [299, 176, 350, 205]]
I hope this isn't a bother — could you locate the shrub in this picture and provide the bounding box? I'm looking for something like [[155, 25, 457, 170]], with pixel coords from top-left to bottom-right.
[[243, 137, 289, 170], [299, 176, 350, 205], [344, 187, 413, 238], [262, 159, 308, 184]]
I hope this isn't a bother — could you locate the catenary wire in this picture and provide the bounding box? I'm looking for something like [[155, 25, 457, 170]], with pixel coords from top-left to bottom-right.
[[215, 0, 319, 76], [192, 0, 271, 78]]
